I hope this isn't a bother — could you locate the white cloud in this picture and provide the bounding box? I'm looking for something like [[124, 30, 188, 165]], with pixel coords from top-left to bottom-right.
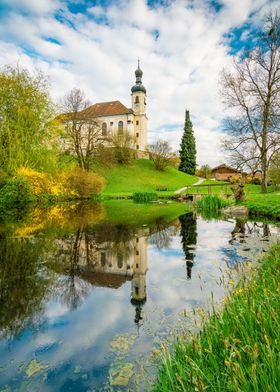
[[0, 0, 276, 166]]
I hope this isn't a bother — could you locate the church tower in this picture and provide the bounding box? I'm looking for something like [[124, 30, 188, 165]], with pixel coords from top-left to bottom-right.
[[131, 60, 148, 151]]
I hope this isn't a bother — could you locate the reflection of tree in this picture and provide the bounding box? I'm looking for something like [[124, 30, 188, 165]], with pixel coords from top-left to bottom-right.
[[51, 229, 93, 311], [0, 236, 53, 339], [229, 220, 246, 244], [229, 221, 271, 244], [149, 217, 179, 249], [179, 212, 197, 279]]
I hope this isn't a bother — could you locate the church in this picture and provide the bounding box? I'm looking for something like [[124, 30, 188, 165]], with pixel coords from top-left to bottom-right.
[[78, 60, 148, 152]]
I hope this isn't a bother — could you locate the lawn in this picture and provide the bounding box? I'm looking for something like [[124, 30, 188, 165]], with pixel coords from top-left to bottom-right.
[[152, 243, 280, 392], [245, 192, 280, 219], [95, 159, 197, 195]]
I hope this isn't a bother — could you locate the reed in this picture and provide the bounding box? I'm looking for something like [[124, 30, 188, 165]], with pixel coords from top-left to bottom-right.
[[196, 195, 233, 211], [151, 243, 280, 392], [133, 192, 158, 203]]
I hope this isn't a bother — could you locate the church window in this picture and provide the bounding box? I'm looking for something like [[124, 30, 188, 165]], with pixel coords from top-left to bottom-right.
[[127, 120, 131, 124], [101, 252, 106, 266], [102, 122, 107, 136], [136, 120, 139, 125], [117, 254, 123, 269], [135, 96, 139, 104], [135, 287, 139, 296], [136, 145, 139, 150], [136, 250, 139, 256], [110, 121, 113, 126], [118, 121, 124, 135], [136, 132, 139, 137]]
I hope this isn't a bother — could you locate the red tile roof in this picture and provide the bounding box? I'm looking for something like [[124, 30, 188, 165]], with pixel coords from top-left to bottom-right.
[[80, 100, 133, 118]]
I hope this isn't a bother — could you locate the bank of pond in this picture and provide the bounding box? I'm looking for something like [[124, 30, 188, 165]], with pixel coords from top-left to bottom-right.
[[0, 200, 279, 391]]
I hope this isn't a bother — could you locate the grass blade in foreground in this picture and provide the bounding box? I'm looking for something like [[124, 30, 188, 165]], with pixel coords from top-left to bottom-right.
[[151, 244, 280, 392]]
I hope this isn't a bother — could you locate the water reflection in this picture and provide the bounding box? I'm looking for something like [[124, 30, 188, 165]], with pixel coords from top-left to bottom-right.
[[179, 212, 197, 279], [0, 202, 279, 391]]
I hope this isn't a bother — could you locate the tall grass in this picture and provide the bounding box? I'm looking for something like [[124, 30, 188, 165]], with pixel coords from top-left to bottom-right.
[[133, 192, 158, 203], [151, 244, 280, 392], [196, 195, 233, 211]]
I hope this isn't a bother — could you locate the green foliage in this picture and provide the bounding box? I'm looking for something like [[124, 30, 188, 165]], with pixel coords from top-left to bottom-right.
[[66, 168, 105, 198], [251, 177, 261, 185], [0, 177, 34, 212], [196, 164, 212, 179], [133, 192, 158, 203], [152, 243, 280, 392], [179, 110, 196, 175], [0, 65, 58, 174], [196, 195, 233, 211], [269, 153, 280, 185]]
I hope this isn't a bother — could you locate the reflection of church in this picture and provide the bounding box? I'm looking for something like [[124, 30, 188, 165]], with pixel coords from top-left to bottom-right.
[[55, 227, 148, 324]]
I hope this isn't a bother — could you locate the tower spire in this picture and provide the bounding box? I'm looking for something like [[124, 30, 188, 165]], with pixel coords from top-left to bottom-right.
[[131, 59, 146, 94]]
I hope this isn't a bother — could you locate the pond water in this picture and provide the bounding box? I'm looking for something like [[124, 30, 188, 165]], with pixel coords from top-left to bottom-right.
[[0, 201, 279, 392]]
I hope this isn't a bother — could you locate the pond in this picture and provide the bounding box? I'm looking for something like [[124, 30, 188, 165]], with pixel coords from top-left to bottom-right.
[[0, 201, 279, 391]]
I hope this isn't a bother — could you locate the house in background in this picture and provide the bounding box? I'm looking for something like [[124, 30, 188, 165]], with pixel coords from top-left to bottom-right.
[[211, 164, 244, 181]]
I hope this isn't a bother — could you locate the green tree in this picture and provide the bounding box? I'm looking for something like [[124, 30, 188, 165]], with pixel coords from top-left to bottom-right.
[[179, 110, 196, 175], [0, 66, 56, 174]]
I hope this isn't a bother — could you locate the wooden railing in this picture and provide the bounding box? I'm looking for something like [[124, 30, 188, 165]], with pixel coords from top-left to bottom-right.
[[184, 183, 230, 195]]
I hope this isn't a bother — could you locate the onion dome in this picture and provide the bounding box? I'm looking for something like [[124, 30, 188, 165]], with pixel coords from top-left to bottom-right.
[[131, 59, 146, 94]]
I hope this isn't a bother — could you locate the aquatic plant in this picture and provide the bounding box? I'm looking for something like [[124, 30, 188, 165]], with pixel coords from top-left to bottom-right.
[[133, 192, 158, 203], [196, 195, 233, 211]]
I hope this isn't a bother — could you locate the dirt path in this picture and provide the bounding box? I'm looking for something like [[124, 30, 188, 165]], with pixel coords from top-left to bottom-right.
[[174, 177, 205, 194]]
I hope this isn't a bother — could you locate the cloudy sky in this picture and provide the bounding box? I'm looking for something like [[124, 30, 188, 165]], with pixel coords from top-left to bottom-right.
[[0, 0, 278, 165]]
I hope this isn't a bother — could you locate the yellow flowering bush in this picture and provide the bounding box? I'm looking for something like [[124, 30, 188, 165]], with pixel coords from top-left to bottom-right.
[[16, 166, 105, 198]]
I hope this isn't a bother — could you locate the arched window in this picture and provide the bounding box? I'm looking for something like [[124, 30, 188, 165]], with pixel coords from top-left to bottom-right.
[[118, 121, 124, 135], [102, 122, 107, 136], [101, 252, 106, 267], [117, 254, 123, 269], [135, 96, 139, 104]]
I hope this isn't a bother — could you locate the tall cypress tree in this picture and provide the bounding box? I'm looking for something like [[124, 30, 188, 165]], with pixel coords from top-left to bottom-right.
[[179, 110, 196, 174]]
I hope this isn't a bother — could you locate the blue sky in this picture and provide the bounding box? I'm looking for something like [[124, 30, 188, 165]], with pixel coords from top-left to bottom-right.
[[0, 0, 278, 165]]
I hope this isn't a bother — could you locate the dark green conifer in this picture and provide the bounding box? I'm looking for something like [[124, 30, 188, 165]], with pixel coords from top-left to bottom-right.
[[179, 110, 196, 174]]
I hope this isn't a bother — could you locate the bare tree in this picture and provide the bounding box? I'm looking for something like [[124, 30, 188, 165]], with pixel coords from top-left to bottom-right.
[[149, 139, 173, 171], [110, 131, 136, 164], [60, 88, 102, 171], [223, 140, 261, 176], [220, 11, 280, 192]]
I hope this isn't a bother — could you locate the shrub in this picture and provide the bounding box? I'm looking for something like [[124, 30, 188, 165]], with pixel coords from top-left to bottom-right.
[[133, 192, 158, 203], [251, 176, 261, 185], [156, 185, 168, 191], [149, 140, 173, 171], [0, 176, 34, 211], [66, 168, 105, 198]]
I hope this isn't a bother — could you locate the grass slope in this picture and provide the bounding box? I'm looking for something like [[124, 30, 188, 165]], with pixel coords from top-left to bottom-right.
[[96, 159, 197, 195], [245, 192, 280, 219], [152, 243, 280, 392]]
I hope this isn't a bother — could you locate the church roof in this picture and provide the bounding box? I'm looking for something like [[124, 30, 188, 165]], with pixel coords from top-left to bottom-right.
[[80, 100, 133, 118]]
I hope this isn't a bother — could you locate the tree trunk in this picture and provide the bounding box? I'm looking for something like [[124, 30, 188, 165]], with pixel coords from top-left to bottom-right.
[[261, 152, 267, 193]]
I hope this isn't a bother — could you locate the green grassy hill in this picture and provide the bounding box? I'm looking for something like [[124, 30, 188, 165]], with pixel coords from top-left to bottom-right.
[[95, 159, 197, 196]]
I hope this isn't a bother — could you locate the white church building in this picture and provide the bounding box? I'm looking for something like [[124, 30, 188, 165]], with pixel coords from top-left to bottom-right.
[[78, 60, 148, 152]]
